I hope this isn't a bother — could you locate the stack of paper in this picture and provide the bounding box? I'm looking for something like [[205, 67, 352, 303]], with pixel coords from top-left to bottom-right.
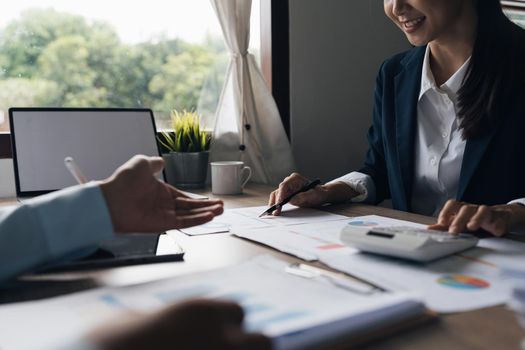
[[322, 247, 510, 313], [229, 210, 521, 313], [501, 266, 525, 329], [182, 208, 524, 314], [320, 216, 523, 313], [0, 256, 425, 350], [227, 205, 354, 261], [234, 214, 426, 261], [178, 205, 350, 237]]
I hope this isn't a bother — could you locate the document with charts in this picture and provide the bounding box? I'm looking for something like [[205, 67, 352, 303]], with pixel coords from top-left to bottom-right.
[[231, 214, 522, 313], [234, 219, 357, 261], [232, 214, 425, 262], [318, 216, 522, 313], [0, 256, 425, 350], [178, 204, 349, 236]]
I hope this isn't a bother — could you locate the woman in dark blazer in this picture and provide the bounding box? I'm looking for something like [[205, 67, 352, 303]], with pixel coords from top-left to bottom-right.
[[270, 0, 525, 236]]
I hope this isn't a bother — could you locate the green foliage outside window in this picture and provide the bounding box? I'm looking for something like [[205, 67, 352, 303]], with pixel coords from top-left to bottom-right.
[[0, 8, 227, 128]]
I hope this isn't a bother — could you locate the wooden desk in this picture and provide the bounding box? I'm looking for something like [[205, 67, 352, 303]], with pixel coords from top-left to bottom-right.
[[0, 184, 523, 349]]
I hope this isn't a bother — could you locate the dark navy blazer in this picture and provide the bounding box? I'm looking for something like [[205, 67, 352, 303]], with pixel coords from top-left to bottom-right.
[[358, 45, 525, 212]]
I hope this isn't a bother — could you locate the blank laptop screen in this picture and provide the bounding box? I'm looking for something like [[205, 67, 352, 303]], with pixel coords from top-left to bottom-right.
[[10, 108, 161, 195]]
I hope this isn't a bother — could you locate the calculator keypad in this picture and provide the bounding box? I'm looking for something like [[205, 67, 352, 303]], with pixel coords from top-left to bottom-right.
[[371, 226, 474, 241]]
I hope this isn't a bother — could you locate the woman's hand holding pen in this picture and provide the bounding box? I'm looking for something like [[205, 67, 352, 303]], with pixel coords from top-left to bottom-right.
[[269, 173, 365, 216], [268, 173, 328, 215], [98, 155, 224, 233]]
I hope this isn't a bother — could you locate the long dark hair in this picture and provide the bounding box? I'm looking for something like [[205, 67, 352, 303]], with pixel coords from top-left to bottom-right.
[[458, 0, 525, 139]]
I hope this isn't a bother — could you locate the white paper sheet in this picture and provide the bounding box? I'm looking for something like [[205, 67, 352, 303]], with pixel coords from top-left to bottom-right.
[[321, 251, 509, 313], [227, 214, 516, 313], [179, 205, 349, 236], [183, 214, 522, 313], [233, 214, 426, 261], [318, 217, 522, 313], [344, 215, 426, 229], [234, 220, 356, 261], [461, 237, 525, 267], [500, 263, 525, 324], [0, 256, 423, 350]]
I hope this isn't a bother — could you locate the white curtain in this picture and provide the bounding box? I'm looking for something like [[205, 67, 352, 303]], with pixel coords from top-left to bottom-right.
[[209, 0, 295, 184]]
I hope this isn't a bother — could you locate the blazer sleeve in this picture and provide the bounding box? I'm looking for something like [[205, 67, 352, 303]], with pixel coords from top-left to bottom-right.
[[0, 183, 114, 282], [358, 62, 392, 204]]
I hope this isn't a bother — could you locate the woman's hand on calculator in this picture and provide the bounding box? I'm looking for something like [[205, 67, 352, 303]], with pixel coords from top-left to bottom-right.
[[428, 200, 525, 237]]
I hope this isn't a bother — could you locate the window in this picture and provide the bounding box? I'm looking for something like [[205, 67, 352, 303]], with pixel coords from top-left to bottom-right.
[[0, 0, 261, 132]]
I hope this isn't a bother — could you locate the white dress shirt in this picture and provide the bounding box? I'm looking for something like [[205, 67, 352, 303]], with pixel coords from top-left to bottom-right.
[[330, 46, 524, 216], [410, 46, 467, 216]]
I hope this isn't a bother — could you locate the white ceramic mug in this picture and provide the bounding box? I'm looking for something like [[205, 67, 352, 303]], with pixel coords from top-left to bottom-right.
[[210, 161, 252, 195]]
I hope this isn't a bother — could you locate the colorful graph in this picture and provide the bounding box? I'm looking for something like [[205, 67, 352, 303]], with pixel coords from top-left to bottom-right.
[[317, 243, 346, 250], [347, 220, 379, 227], [436, 274, 490, 290], [99, 294, 128, 309]]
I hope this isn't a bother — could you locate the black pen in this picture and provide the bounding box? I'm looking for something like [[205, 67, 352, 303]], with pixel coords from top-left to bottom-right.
[[258, 179, 321, 217]]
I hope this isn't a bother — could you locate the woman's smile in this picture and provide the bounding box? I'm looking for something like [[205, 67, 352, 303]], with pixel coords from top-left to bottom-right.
[[399, 16, 426, 34]]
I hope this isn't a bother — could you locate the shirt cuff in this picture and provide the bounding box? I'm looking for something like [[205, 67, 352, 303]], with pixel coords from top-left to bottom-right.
[[507, 198, 525, 234], [508, 198, 525, 207], [27, 182, 114, 260], [327, 171, 376, 203]]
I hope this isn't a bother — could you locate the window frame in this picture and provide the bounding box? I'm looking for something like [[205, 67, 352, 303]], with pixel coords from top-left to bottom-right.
[[0, 133, 10, 158], [262, 0, 290, 138], [0, 0, 290, 159]]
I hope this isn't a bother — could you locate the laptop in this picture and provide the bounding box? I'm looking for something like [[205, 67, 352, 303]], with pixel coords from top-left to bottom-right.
[[9, 107, 184, 271]]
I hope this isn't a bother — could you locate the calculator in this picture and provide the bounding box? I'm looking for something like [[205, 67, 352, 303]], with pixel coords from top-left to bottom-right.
[[340, 225, 479, 262]]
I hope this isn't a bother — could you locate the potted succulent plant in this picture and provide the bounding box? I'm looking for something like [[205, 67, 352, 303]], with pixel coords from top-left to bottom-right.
[[158, 110, 211, 188]]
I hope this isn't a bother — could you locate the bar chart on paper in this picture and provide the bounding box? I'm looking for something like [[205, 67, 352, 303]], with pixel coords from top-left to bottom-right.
[[0, 256, 424, 350], [234, 219, 356, 261], [97, 283, 312, 333], [90, 256, 424, 346], [233, 214, 429, 261]]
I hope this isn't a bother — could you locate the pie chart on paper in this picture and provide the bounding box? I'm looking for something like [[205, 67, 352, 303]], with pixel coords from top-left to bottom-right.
[[436, 274, 490, 290], [347, 220, 379, 227]]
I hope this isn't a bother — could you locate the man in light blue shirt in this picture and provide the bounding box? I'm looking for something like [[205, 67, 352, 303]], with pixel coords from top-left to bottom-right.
[[0, 155, 270, 350], [0, 155, 223, 282]]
